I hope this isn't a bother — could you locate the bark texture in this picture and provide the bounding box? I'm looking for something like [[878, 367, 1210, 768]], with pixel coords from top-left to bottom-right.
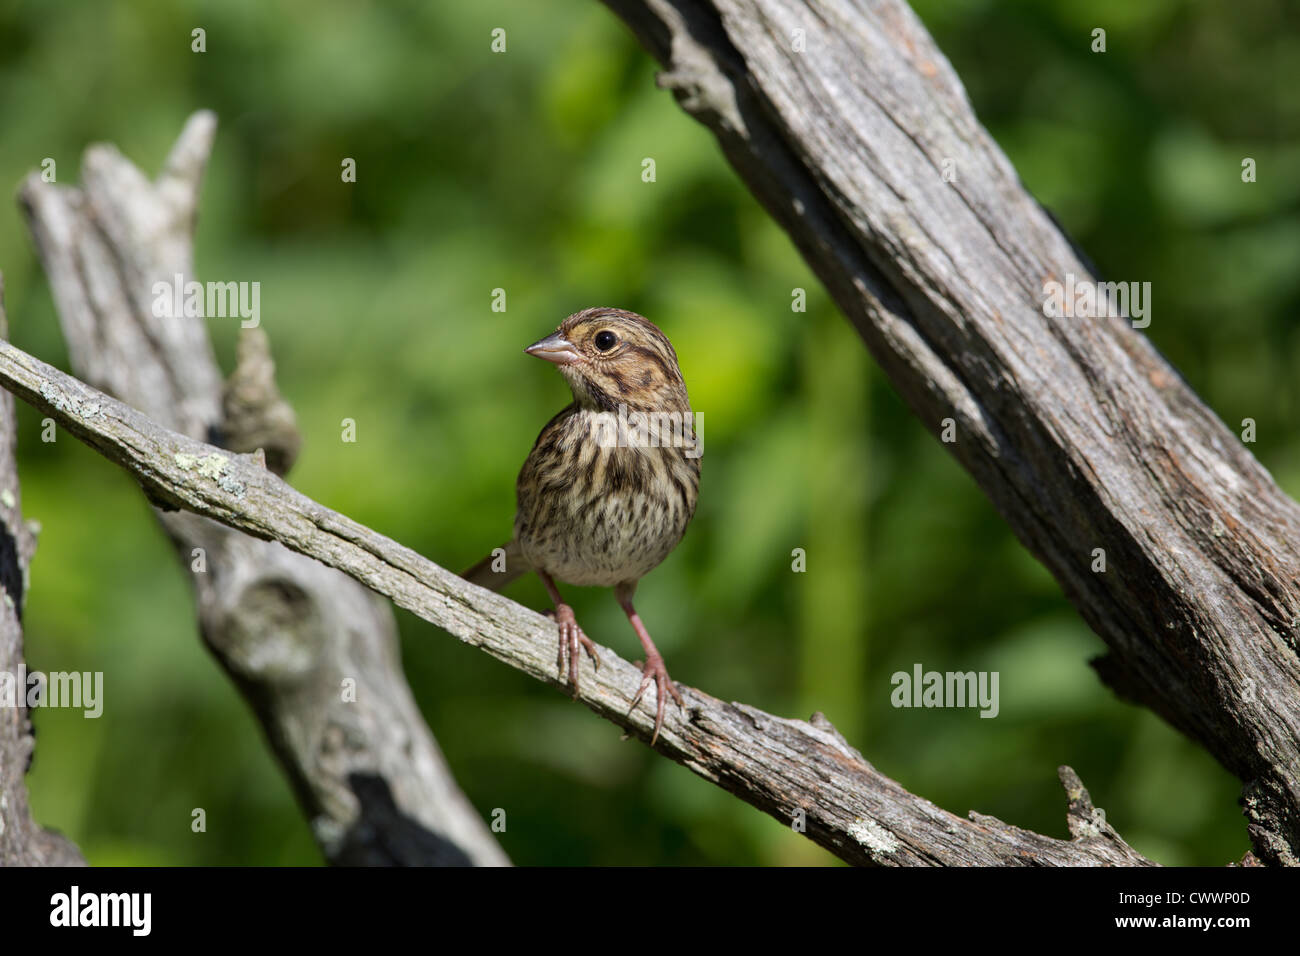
[[600, 0, 1300, 865]]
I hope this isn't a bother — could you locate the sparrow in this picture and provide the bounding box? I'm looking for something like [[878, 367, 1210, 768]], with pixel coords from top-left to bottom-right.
[[464, 307, 700, 745]]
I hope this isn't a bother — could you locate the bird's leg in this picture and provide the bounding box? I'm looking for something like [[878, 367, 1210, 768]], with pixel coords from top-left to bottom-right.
[[537, 570, 600, 698], [615, 582, 684, 747]]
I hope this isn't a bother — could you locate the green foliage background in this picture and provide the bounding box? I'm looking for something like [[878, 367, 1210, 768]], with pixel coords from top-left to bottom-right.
[[0, 0, 1295, 865]]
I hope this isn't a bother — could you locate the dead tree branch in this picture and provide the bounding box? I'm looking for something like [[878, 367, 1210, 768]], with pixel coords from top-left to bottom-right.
[[599, 0, 1300, 865], [15, 113, 507, 867], [0, 337, 1153, 866], [0, 282, 84, 866]]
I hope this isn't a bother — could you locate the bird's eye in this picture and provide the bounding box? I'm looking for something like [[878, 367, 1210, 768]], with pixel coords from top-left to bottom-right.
[[594, 330, 618, 351]]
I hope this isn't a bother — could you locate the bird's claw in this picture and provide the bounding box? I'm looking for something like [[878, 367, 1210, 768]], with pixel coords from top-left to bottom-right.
[[628, 654, 683, 747], [554, 604, 600, 699]]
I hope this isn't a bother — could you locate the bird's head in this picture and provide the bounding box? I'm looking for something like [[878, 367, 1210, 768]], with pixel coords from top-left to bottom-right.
[[525, 307, 691, 414]]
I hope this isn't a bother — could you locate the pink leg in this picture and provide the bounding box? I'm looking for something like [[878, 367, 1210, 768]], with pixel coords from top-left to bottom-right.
[[538, 570, 600, 698], [615, 582, 683, 747]]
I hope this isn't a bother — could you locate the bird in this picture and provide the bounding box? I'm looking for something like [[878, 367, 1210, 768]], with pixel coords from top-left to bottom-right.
[[463, 307, 700, 745]]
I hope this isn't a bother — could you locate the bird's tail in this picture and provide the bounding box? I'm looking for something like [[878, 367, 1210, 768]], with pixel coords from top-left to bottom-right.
[[462, 539, 531, 591]]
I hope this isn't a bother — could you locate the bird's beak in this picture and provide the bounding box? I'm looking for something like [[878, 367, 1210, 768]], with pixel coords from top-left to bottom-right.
[[525, 332, 584, 366]]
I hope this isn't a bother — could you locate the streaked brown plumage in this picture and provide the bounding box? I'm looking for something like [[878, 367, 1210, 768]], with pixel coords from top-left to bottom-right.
[[464, 307, 699, 744]]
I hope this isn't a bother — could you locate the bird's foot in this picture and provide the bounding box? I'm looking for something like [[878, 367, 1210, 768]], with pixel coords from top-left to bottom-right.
[[628, 652, 684, 747], [554, 603, 600, 699]]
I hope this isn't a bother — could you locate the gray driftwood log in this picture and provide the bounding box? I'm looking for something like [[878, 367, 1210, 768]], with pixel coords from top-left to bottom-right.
[[15, 113, 507, 867], [0, 285, 84, 866], [0, 336, 1153, 866], [600, 0, 1300, 865]]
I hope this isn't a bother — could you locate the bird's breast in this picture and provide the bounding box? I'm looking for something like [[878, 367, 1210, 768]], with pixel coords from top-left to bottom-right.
[[514, 408, 699, 588]]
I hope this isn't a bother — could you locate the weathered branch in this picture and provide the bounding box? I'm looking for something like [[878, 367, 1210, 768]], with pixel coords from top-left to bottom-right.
[[0, 282, 84, 866], [0, 338, 1153, 866], [16, 113, 507, 866], [599, 0, 1300, 864]]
